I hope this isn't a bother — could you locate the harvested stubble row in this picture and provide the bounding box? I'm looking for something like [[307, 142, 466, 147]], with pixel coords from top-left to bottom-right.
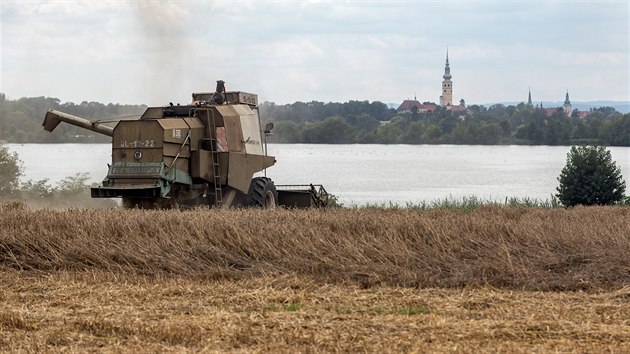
[[1, 271, 630, 352], [1, 202, 629, 290]]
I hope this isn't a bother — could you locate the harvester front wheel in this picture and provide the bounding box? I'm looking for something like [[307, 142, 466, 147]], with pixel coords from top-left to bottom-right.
[[122, 197, 163, 209], [246, 177, 278, 209]]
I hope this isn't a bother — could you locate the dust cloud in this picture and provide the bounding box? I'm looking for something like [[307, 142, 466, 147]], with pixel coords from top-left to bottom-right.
[[132, 1, 195, 105]]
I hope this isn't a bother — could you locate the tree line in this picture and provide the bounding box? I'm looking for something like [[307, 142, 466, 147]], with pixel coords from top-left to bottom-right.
[[0, 94, 146, 143], [262, 101, 629, 146], [1, 93, 628, 146]]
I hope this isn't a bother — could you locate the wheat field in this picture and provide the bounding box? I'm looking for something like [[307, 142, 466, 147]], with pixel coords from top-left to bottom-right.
[[1, 202, 629, 351]]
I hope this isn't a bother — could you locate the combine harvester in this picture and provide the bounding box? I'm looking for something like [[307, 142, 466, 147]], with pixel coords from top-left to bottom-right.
[[42, 81, 329, 209]]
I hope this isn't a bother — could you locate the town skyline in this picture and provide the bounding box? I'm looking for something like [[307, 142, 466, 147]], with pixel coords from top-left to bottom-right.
[[396, 52, 628, 114]]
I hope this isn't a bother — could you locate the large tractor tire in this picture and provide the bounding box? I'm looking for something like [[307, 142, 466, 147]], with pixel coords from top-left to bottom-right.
[[245, 177, 278, 209]]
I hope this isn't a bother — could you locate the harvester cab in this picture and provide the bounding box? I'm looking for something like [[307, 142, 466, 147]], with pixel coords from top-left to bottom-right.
[[42, 81, 329, 209]]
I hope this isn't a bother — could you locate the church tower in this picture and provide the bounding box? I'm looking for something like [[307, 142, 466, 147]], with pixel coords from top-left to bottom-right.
[[563, 90, 572, 115], [439, 49, 453, 106], [527, 88, 533, 107]]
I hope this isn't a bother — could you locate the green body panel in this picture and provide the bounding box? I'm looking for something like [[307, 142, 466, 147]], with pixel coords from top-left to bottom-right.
[[91, 162, 192, 199]]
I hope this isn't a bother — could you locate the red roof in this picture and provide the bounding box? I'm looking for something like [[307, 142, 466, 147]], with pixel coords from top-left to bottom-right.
[[543, 108, 559, 117], [576, 111, 590, 119], [542, 108, 589, 118], [420, 103, 438, 111], [448, 105, 467, 112], [397, 100, 422, 112], [397, 100, 438, 113]]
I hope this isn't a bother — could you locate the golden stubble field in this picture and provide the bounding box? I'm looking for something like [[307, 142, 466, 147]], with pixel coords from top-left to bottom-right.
[[2, 271, 629, 352], [1, 203, 629, 352]]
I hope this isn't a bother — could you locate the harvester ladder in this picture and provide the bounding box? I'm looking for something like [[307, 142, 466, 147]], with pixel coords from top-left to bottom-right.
[[208, 111, 223, 207]]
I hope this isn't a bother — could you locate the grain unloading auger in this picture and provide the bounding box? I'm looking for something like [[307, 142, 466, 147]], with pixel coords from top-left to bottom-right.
[[42, 81, 329, 209]]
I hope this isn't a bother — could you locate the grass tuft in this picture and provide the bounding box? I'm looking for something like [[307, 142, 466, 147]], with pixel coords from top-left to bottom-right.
[[284, 303, 302, 312], [361, 195, 561, 211], [398, 304, 428, 316]]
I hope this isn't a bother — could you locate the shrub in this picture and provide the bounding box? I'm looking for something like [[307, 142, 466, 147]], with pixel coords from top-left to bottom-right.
[[556, 145, 626, 207], [0, 147, 114, 207], [0, 145, 23, 198]]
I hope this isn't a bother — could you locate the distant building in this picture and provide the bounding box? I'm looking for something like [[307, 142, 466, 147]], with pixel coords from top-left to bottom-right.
[[439, 49, 453, 107], [396, 98, 422, 114], [396, 98, 438, 114], [531, 90, 589, 118], [542, 107, 560, 117], [420, 103, 439, 112], [449, 99, 467, 112], [397, 49, 466, 114], [575, 111, 590, 119], [562, 90, 572, 115]]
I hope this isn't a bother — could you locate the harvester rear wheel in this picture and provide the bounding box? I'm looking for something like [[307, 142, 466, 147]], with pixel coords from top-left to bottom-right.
[[246, 177, 278, 209]]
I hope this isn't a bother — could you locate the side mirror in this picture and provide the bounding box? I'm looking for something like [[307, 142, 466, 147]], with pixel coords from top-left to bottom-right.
[[264, 122, 274, 135]]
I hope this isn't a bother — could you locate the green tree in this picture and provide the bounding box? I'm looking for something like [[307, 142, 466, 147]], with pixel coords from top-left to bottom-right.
[[20, 178, 54, 199], [343, 113, 380, 132], [598, 114, 630, 146], [478, 123, 501, 144], [439, 115, 458, 135], [556, 145, 626, 207], [0, 145, 23, 198], [499, 120, 511, 136], [515, 122, 544, 144], [423, 124, 442, 143], [56, 173, 91, 196], [447, 123, 467, 143], [375, 123, 403, 144], [464, 123, 480, 144], [355, 130, 377, 143], [405, 121, 426, 144], [269, 120, 300, 143], [300, 117, 355, 143]]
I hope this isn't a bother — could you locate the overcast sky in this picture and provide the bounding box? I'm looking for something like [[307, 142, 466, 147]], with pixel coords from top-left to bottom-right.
[[1, 0, 628, 106]]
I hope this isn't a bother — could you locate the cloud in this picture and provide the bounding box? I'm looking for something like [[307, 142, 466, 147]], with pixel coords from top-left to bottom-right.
[[0, 0, 627, 104]]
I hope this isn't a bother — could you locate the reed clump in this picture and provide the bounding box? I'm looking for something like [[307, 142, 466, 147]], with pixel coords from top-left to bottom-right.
[[1, 203, 628, 290]]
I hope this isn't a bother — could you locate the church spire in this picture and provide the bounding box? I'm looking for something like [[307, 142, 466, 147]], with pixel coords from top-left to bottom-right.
[[563, 89, 572, 116], [446, 47, 449, 66], [443, 48, 452, 80], [439, 47, 453, 106], [527, 87, 533, 106]]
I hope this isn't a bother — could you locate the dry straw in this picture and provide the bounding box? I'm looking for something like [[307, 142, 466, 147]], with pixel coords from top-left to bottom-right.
[[1, 202, 629, 290], [2, 270, 629, 352]]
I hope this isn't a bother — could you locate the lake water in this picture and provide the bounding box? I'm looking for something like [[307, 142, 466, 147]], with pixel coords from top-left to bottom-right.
[[6, 144, 630, 206]]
